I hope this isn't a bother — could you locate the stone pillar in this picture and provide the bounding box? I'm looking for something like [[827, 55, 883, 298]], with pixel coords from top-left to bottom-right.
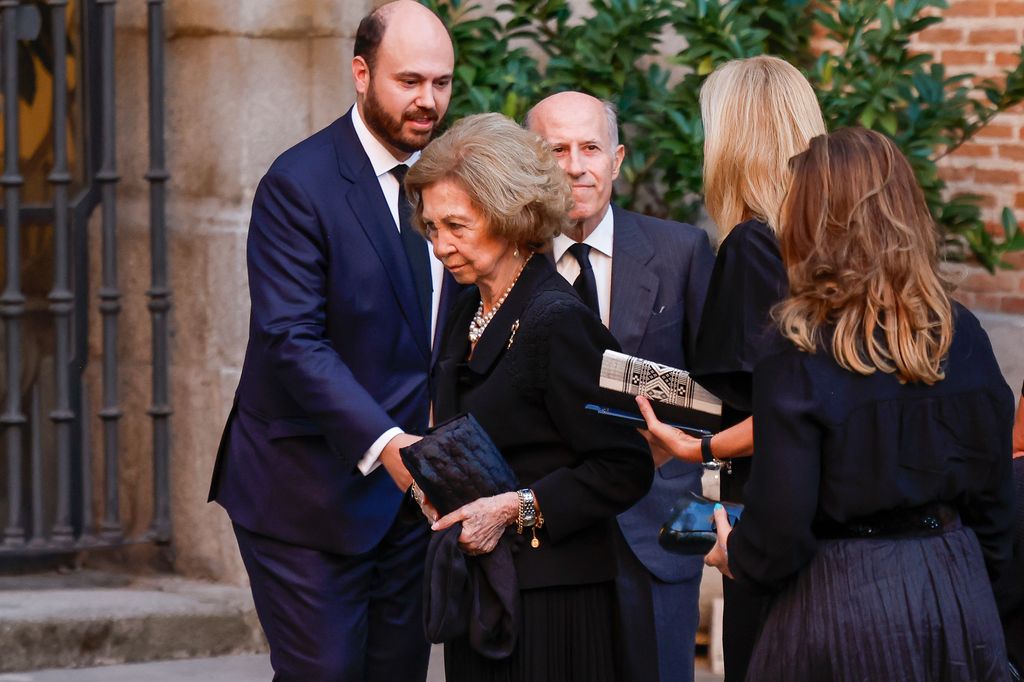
[[112, 0, 371, 583]]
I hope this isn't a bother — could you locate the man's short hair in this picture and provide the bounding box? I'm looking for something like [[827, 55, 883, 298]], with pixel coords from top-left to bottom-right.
[[600, 100, 620, 150], [354, 8, 387, 70]]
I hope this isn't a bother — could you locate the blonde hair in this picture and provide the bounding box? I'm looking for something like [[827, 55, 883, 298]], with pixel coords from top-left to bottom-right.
[[776, 128, 953, 384], [700, 56, 826, 237], [405, 113, 572, 251]]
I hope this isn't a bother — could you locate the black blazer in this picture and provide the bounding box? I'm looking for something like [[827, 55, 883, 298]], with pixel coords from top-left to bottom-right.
[[433, 256, 654, 590]]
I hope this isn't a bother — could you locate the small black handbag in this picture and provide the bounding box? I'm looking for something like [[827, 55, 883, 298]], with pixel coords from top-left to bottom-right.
[[400, 413, 518, 516], [659, 491, 744, 555]]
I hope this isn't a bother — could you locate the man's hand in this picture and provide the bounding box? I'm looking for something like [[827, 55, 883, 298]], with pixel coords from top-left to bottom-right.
[[410, 483, 440, 524], [379, 432, 422, 491]]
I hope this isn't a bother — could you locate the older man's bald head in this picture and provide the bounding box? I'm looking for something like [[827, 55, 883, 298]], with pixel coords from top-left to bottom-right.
[[525, 91, 619, 151], [525, 91, 625, 240]]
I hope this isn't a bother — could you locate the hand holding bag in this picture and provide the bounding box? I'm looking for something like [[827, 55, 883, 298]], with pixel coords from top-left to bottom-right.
[[399, 413, 518, 516], [659, 491, 744, 555]]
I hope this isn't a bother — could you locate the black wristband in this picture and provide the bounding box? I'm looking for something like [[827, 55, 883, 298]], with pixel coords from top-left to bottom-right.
[[700, 434, 714, 464]]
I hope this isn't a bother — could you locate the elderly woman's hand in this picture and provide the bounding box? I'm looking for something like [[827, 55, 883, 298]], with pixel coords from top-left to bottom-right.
[[704, 503, 734, 580], [635, 396, 703, 466], [432, 491, 519, 556]]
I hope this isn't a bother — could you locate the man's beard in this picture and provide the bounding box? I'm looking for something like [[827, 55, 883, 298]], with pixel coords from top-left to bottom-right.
[[363, 79, 440, 154]]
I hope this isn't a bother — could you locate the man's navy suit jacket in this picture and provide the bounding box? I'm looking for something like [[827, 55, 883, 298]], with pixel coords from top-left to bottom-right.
[[609, 205, 715, 584], [209, 111, 456, 556]]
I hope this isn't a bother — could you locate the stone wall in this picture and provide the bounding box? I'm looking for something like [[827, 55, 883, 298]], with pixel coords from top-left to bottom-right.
[[110, 0, 371, 583]]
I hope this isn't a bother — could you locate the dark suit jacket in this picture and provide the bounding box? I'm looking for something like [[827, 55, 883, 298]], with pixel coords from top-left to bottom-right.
[[608, 205, 715, 583], [209, 110, 457, 555], [433, 256, 654, 590]]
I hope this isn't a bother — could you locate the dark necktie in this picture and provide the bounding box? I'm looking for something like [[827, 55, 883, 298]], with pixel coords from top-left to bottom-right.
[[391, 164, 432, 332], [568, 242, 600, 315]]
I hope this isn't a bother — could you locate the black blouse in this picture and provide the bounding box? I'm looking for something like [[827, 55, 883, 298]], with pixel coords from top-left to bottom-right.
[[728, 305, 1015, 593], [432, 256, 654, 590], [691, 219, 788, 502], [692, 219, 788, 416]]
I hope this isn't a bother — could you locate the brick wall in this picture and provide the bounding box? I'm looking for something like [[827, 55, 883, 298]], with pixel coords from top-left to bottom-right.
[[913, 0, 1024, 313]]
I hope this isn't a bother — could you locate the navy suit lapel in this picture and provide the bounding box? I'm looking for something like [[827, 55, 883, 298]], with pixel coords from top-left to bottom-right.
[[332, 113, 431, 358], [610, 205, 658, 355]]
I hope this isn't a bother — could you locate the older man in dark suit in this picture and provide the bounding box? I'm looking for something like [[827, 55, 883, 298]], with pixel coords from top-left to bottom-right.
[[527, 91, 715, 682], [208, 3, 457, 680]]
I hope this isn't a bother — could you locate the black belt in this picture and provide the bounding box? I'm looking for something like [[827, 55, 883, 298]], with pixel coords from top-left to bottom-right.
[[814, 502, 961, 540]]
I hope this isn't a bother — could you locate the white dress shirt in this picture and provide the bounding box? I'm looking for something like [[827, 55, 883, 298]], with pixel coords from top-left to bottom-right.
[[553, 207, 614, 328], [351, 105, 444, 475]]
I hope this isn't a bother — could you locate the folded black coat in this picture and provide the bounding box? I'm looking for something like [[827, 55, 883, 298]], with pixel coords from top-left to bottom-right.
[[424, 523, 519, 659], [401, 413, 521, 659]]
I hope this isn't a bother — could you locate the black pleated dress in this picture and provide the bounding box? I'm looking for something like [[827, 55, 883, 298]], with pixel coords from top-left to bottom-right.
[[691, 219, 788, 682], [432, 257, 654, 682], [728, 306, 1015, 682]]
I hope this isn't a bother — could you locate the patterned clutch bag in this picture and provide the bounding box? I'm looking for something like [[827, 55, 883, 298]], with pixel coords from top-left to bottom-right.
[[594, 350, 722, 432]]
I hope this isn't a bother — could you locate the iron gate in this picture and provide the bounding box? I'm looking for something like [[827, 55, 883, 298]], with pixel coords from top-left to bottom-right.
[[0, 0, 171, 560]]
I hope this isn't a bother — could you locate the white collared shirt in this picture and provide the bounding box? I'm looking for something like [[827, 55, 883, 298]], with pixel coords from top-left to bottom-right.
[[351, 105, 444, 475], [553, 207, 614, 328]]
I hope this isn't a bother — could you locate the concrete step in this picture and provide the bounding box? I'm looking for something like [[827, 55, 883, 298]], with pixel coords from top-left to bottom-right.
[[0, 650, 725, 682], [0, 571, 266, 673]]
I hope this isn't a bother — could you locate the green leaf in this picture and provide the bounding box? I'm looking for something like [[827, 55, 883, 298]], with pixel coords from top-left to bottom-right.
[[431, 0, 1024, 265]]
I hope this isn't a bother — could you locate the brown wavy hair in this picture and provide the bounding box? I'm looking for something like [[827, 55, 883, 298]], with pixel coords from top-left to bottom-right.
[[776, 128, 953, 384]]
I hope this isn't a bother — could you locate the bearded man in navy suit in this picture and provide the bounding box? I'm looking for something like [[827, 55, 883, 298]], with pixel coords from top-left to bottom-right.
[[527, 92, 715, 682], [208, 3, 456, 679]]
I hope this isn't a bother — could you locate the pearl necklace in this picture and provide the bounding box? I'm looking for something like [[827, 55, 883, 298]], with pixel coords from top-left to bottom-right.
[[468, 255, 531, 344]]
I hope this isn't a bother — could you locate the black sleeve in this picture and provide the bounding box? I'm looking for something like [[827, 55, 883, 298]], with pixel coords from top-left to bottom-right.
[[523, 298, 655, 544], [954, 317, 1016, 589], [693, 222, 787, 411], [726, 345, 823, 591]]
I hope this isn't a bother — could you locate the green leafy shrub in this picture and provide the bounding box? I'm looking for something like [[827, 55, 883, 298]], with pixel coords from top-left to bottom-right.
[[422, 0, 1024, 271]]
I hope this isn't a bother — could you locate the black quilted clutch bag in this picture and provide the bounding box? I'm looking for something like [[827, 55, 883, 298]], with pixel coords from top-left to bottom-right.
[[400, 413, 518, 516], [659, 491, 744, 555]]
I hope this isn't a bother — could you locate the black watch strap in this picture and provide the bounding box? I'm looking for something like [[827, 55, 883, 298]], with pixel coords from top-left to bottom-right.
[[700, 434, 714, 464]]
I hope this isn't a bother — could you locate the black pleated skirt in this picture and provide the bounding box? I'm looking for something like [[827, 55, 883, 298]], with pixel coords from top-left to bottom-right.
[[444, 581, 618, 682], [747, 526, 1009, 682]]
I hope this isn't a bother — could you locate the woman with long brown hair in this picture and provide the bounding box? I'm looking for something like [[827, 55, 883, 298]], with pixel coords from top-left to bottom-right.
[[705, 127, 1014, 681], [638, 55, 825, 681]]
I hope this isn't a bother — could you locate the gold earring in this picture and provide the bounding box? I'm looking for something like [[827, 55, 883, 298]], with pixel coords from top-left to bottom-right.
[[514, 247, 519, 258]]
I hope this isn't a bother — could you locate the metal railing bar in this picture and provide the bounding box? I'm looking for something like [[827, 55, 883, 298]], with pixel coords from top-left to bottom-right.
[[48, 0, 74, 546], [145, 0, 171, 544], [78, 388, 94, 544], [28, 384, 44, 546], [95, 0, 122, 543], [1, 0, 27, 548]]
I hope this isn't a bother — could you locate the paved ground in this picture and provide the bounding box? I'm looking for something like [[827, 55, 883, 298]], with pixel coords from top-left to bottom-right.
[[0, 648, 724, 681]]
